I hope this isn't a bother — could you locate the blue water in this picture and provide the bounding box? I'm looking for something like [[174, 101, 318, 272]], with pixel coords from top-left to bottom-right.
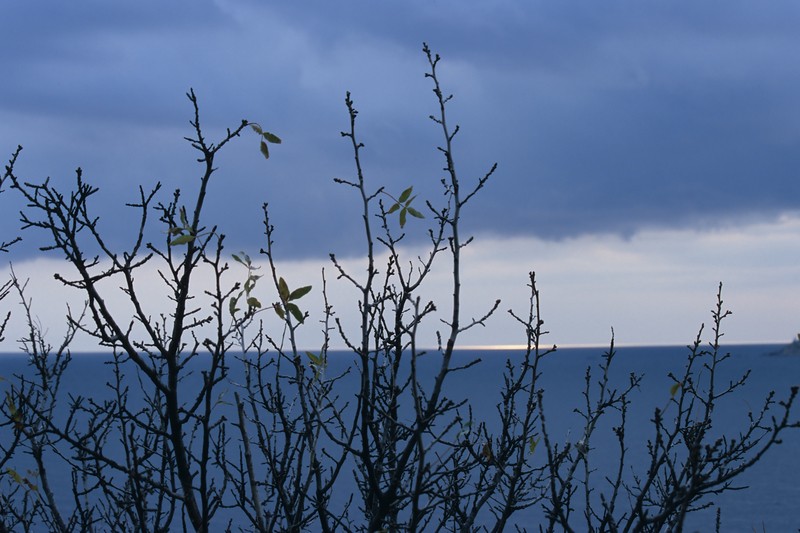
[[1, 344, 798, 530]]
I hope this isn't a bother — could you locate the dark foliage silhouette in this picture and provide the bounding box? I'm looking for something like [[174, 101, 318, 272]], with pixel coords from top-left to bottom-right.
[[0, 45, 797, 532]]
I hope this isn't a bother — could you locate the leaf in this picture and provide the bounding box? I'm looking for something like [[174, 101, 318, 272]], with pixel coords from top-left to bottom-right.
[[6, 393, 22, 428], [289, 285, 312, 301], [399, 208, 407, 228], [306, 351, 322, 366], [168, 226, 184, 235], [670, 382, 681, 398], [250, 123, 263, 134], [229, 296, 239, 316], [456, 420, 473, 438], [278, 277, 290, 303], [306, 351, 325, 380], [246, 297, 261, 309], [306, 352, 325, 379], [232, 253, 243, 264], [273, 303, 285, 320], [407, 207, 424, 219], [244, 278, 255, 294], [387, 202, 401, 215], [482, 441, 493, 463], [259, 140, 270, 159], [5, 468, 37, 492], [528, 436, 540, 454], [245, 274, 262, 292], [262, 131, 282, 144], [6, 393, 17, 417], [286, 302, 304, 324], [180, 206, 188, 227], [169, 234, 195, 246], [7, 467, 22, 484], [398, 186, 413, 203]]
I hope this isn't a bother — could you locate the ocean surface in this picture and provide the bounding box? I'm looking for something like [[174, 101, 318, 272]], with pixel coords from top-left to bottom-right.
[[1, 344, 798, 531]]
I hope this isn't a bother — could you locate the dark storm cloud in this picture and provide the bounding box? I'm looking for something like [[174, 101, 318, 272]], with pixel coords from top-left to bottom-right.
[[2, 1, 800, 260], [0, 1, 234, 125]]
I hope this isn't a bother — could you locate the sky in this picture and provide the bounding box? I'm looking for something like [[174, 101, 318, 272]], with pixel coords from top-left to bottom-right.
[[1, 1, 799, 351]]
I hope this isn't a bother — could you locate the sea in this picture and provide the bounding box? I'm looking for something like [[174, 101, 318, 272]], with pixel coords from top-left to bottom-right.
[[1, 344, 798, 531]]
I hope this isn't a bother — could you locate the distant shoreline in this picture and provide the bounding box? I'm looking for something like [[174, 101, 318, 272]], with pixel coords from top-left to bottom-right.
[[767, 338, 800, 356]]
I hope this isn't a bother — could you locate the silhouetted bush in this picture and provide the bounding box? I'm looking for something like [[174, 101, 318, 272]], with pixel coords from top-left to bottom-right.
[[1, 44, 797, 532]]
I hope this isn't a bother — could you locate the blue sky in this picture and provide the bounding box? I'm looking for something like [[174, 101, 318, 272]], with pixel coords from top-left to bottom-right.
[[2, 1, 799, 349]]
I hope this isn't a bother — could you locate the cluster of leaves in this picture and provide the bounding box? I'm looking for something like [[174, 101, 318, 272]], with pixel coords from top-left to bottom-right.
[[250, 123, 282, 160], [305, 350, 326, 379], [273, 277, 311, 324], [168, 206, 196, 246], [229, 252, 263, 316], [3, 391, 29, 494], [386, 185, 424, 228], [5, 466, 37, 492]]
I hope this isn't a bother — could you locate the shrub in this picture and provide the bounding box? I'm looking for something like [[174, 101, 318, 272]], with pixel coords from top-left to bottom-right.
[[0, 44, 797, 532]]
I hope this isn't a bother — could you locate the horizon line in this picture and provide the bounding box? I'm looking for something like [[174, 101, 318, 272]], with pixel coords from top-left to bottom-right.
[[454, 340, 791, 350], [0, 339, 790, 357]]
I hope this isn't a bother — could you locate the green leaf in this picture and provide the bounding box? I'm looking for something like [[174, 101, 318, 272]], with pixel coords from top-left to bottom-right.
[[259, 140, 270, 159], [398, 186, 413, 203], [306, 352, 325, 380], [306, 351, 322, 365], [399, 208, 407, 228], [6, 393, 22, 428], [232, 253, 243, 264], [6, 393, 17, 417], [180, 206, 188, 227], [274, 303, 285, 320], [387, 202, 400, 215], [24, 477, 37, 491], [7, 467, 23, 484], [246, 274, 262, 287], [670, 382, 681, 398], [244, 278, 255, 294], [246, 297, 261, 309], [229, 297, 239, 316], [528, 436, 540, 454], [407, 207, 424, 219], [168, 226, 184, 235], [5, 468, 37, 492], [289, 285, 312, 301], [482, 441, 493, 462], [286, 302, 304, 323], [278, 277, 290, 303], [456, 420, 473, 438], [250, 123, 263, 134], [262, 131, 282, 144], [169, 234, 195, 246]]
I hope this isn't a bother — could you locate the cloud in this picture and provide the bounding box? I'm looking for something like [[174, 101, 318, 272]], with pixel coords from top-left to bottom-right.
[[2, 0, 800, 264], [2, 214, 798, 352]]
